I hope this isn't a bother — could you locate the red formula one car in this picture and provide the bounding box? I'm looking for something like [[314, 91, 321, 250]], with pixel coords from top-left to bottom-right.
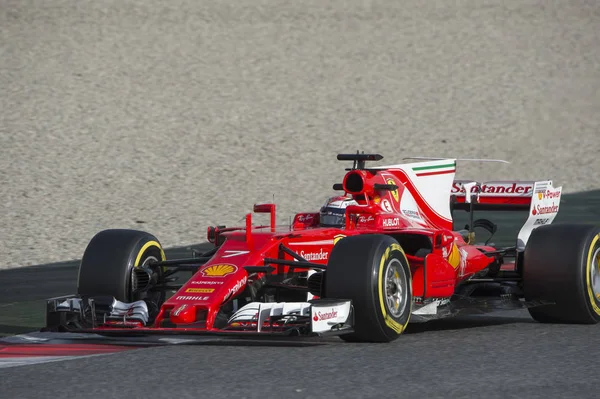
[[45, 153, 600, 342]]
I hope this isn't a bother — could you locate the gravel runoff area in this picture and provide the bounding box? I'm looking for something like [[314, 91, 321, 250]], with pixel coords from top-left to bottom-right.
[[1, 0, 599, 269]]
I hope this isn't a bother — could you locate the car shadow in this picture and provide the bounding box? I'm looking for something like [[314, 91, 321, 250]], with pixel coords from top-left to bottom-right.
[[0, 325, 41, 336], [405, 314, 536, 334], [183, 338, 331, 348]]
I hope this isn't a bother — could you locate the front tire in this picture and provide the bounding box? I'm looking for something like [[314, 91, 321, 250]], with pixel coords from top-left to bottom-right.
[[77, 229, 166, 303], [523, 223, 600, 324], [324, 234, 412, 342]]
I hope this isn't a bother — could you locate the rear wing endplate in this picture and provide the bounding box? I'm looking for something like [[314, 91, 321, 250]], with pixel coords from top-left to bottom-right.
[[516, 180, 562, 250]]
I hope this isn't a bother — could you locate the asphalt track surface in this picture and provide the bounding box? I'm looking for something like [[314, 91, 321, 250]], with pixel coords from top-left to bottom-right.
[[1, 190, 600, 398]]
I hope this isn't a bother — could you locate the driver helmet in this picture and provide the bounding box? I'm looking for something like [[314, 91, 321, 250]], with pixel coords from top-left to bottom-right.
[[319, 195, 358, 227]]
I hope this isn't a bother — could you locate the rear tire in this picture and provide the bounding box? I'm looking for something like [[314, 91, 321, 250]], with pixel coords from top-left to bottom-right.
[[77, 229, 166, 303], [324, 234, 412, 343], [523, 223, 600, 324]]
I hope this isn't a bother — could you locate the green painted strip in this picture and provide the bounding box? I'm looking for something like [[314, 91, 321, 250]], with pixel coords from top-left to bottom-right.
[[412, 162, 456, 171], [415, 169, 456, 176]]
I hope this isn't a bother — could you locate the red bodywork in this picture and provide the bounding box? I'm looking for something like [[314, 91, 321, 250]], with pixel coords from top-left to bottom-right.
[[95, 162, 532, 333]]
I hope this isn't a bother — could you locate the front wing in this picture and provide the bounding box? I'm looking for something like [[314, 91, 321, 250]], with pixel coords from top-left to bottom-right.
[[43, 295, 355, 339]]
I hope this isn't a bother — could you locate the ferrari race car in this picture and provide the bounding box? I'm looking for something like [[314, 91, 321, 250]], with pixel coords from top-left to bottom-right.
[[44, 153, 600, 342]]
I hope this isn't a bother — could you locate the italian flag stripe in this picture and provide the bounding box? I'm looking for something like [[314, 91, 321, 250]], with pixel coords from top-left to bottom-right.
[[412, 162, 456, 177]]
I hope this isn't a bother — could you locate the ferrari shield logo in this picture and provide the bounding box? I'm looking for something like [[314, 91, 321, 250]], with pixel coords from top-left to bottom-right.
[[386, 178, 399, 203]]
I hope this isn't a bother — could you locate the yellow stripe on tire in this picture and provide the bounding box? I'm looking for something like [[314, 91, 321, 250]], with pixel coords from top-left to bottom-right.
[[134, 241, 166, 267], [586, 234, 600, 316], [377, 243, 410, 334]]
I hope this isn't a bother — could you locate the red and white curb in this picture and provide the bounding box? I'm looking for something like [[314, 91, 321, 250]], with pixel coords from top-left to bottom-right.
[[0, 340, 142, 369], [0, 331, 219, 369]]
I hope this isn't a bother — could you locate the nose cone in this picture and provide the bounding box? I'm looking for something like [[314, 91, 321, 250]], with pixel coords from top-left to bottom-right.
[[170, 304, 196, 324]]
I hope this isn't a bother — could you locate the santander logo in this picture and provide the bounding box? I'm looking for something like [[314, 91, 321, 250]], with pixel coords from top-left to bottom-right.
[[313, 309, 338, 322], [300, 249, 328, 261], [532, 203, 559, 216]]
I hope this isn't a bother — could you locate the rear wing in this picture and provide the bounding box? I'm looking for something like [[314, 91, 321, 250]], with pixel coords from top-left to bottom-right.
[[450, 180, 535, 211], [451, 179, 563, 250]]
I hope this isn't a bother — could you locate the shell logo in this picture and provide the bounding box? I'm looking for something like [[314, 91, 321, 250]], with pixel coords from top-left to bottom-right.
[[201, 263, 237, 277], [386, 178, 399, 203]]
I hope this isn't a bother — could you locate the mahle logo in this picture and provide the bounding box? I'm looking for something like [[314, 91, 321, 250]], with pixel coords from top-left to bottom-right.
[[201, 264, 237, 277]]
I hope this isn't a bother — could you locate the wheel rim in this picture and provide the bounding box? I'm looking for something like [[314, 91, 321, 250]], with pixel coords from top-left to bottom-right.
[[590, 247, 600, 301], [384, 258, 408, 318], [142, 256, 158, 267], [133, 255, 163, 303]]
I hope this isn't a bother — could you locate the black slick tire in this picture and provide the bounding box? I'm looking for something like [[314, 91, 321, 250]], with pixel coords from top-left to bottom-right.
[[77, 229, 166, 303], [523, 223, 600, 324], [324, 234, 412, 343]]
